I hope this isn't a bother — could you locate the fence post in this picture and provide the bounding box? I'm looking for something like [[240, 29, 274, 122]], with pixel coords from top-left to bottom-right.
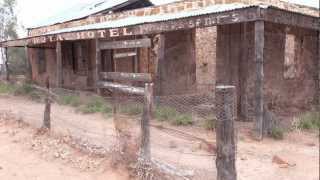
[[43, 77, 51, 129], [138, 83, 153, 179], [215, 86, 237, 180], [140, 83, 153, 161]]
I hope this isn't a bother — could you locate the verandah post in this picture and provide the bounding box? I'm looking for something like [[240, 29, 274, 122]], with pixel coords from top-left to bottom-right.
[[254, 20, 265, 140], [56, 41, 63, 87], [24, 46, 32, 81]]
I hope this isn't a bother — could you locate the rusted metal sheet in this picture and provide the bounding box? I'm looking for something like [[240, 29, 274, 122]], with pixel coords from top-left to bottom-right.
[[23, 7, 259, 46], [100, 72, 153, 82], [28, 0, 319, 37], [97, 81, 145, 95], [100, 38, 151, 49]]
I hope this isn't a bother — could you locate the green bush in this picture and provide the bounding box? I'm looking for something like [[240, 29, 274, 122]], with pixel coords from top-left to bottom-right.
[[14, 83, 34, 96], [269, 127, 284, 140], [155, 106, 193, 126], [78, 96, 112, 114], [171, 114, 193, 126], [155, 106, 179, 121], [203, 119, 216, 130], [59, 95, 82, 107], [120, 104, 142, 116], [0, 83, 17, 94], [298, 112, 320, 130]]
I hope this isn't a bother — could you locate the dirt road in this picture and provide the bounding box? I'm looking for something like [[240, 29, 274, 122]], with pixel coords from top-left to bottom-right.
[[0, 119, 129, 180], [0, 95, 318, 180]]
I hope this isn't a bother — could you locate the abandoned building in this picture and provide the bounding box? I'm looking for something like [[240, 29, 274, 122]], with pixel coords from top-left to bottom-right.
[[0, 0, 319, 131]]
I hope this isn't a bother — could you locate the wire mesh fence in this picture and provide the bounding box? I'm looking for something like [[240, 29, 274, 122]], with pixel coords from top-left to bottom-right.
[[0, 80, 239, 180]]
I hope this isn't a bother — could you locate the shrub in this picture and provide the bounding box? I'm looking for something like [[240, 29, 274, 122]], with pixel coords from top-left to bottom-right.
[[59, 95, 82, 107], [269, 127, 284, 140], [14, 83, 34, 96], [155, 106, 179, 121], [0, 83, 17, 94], [298, 111, 320, 130], [171, 114, 193, 126], [78, 96, 112, 114], [120, 104, 142, 116], [203, 119, 216, 131], [155, 106, 193, 126]]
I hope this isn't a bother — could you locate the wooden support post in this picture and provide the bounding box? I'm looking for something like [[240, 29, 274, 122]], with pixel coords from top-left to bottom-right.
[[56, 42, 63, 87], [215, 86, 237, 180], [140, 83, 153, 161], [254, 20, 265, 140], [95, 39, 102, 95], [155, 34, 165, 95], [317, 31, 320, 108], [134, 48, 139, 73], [25, 46, 32, 81], [4, 47, 9, 81], [43, 77, 51, 129]]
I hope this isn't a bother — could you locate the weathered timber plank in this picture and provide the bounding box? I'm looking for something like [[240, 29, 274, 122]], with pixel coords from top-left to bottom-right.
[[254, 20, 265, 141], [97, 81, 145, 95], [100, 38, 151, 50], [100, 72, 152, 82], [56, 42, 63, 87], [113, 52, 137, 59], [263, 7, 319, 30]]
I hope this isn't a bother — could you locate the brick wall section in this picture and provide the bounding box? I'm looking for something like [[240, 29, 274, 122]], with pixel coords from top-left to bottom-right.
[[195, 26, 217, 92]]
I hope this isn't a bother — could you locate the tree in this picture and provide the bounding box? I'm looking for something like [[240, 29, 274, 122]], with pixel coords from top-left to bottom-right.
[[0, 0, 26, 77]]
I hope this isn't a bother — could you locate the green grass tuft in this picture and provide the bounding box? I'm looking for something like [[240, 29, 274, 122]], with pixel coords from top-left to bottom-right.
[[120, 104, 142, 116], [298, 111, 320, 130], [78, 96, 112, 114], [0, 83, 17, 94], [269, 127, 284, 140], [59, 95, 82, 107], [203, 119, 216, 131], [155, 106, 193, 126]]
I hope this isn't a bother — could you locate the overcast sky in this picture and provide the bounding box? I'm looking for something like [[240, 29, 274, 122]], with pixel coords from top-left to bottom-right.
[[15, 0, 319, 37]]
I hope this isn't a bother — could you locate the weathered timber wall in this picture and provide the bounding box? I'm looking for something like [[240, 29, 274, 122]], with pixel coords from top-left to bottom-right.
[[216, 22, 318, 121], [28, 47, 57, 86]]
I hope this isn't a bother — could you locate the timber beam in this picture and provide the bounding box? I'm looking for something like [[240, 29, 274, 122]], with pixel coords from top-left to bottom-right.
[[101, 72, 153, 83], [0, 6, 318, 47], [97, 81, 145, 95]]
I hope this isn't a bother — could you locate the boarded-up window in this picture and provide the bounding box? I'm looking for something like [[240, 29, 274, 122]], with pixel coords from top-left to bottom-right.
[[37, 49, 46, 74], [284, 34, 297, 79]]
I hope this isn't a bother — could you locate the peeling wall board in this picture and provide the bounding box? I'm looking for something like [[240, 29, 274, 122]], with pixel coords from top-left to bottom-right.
[[100, 72, 152, 82], [100, 38, 151, 49], [114, 52, 137, 59], [97, 81, 145, 95]]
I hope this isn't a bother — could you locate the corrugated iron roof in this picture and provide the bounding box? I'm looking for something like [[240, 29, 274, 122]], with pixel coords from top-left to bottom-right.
[[46, 3, 258, 35], [29, 0, 181, 29], [29, 0, 137, 29]]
